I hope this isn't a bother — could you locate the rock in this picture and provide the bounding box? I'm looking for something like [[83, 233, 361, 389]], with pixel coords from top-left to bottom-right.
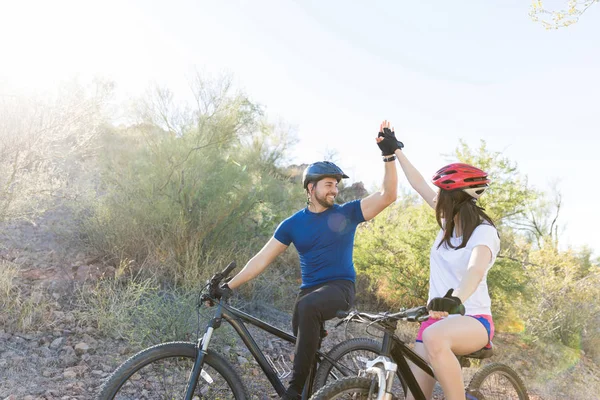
[[37, 346, 53, 358], [63, 365, 87, 379], [101, 363, 114, 372], [11, 356, 26, 364], [42, 369, 54, 377], [63, 368, 78, 379], [12, 336, 25, 344], [237, 356, 249, 365], [74, 342, 90, 356], [50, 337, 64, 350], [236, 346, 250, 356], [60, 346, 78, 367]]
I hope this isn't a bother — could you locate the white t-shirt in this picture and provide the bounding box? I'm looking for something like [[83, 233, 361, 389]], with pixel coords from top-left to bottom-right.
[[429, 223, 500, 316]]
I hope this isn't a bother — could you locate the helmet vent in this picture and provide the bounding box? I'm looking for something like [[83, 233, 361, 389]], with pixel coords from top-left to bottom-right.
[[441, 179, 455, 184], [465, 177, 487, 183]]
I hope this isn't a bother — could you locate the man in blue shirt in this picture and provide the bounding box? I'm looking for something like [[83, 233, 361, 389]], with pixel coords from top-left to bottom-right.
[[226, 121, 402, 399]]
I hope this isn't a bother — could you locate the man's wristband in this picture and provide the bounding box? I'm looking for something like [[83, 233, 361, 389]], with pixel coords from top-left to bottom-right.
[[383, 155, 396, 162]]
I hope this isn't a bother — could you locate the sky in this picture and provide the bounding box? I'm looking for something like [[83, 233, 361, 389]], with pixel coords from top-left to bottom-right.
[[1, 0, 599, 254]]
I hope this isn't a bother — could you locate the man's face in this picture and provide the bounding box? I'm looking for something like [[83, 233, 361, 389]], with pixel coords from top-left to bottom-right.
[[310, 177, 339, 208]]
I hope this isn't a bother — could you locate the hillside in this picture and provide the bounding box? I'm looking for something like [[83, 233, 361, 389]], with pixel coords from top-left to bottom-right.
[[1, 206, 599, 399]]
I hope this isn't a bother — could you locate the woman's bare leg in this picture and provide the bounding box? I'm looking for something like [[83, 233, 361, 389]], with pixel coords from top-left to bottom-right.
[[421, 316, 488, 400], [405, 342, 436, 400]]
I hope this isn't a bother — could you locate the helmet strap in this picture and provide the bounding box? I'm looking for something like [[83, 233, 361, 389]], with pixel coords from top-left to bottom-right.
[[306, 183, 315, 207]]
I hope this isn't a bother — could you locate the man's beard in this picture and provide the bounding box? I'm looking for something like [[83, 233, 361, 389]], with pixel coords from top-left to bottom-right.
[[314, 191, 335, 208]]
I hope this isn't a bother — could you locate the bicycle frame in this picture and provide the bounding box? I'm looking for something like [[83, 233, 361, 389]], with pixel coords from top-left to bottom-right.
[[365, 319, 435, 400], [185, 298, 337, 399], [390, 339, 435, 400]]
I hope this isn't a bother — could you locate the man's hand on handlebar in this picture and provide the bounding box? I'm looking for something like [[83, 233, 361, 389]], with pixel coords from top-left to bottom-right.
[[203, 261, 237, 307]]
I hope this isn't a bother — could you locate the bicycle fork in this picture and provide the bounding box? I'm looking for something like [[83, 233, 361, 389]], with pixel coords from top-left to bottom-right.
[[362, 356, 398, 400], [184, 302, 224, 400]]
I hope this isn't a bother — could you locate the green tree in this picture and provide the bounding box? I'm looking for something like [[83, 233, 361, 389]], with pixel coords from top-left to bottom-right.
[[84, 76, 303, 285], [354, 196, 438, 308]]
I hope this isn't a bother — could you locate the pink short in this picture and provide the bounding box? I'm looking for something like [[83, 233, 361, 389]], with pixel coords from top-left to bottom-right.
[[416, 314, 495, 349]]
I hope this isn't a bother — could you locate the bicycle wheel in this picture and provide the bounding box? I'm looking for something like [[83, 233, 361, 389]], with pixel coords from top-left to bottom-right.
[[310, 376, 393, 399], [466, 362, 529, 400], [98, 341, 248, 400], [314, 338, 406, 398]]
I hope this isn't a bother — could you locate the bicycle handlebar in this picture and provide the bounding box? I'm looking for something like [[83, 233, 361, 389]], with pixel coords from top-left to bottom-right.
[[200, 261, 237, 305], [209, 261, 237, 287], [336, 306, 429, 324]]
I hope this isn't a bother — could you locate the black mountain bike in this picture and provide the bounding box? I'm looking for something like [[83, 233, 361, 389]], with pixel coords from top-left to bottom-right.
[[97, 262, 393, 399], [310, 307, 529, 400]]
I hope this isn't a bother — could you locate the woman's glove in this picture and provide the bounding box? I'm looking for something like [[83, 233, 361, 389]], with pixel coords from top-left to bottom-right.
[[427, 289, 465, 315]]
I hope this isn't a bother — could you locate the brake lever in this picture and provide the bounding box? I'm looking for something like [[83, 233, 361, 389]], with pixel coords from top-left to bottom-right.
[[334, 310, 357, 328]]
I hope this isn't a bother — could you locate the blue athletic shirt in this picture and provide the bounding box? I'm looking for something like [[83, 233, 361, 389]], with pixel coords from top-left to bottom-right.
[[274, 199, 365, 288]]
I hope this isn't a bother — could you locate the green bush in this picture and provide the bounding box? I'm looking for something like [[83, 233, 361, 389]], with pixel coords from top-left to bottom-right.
[[520, 243, 600, 349], [354, 199, 437, 309], [81, 79, 304, 286]]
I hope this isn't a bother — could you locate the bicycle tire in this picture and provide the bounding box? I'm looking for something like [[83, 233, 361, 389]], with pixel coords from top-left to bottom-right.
[[314, 338, 406, 398], [466, 362, 529, 400], [310, 375, 401, 400], [98, 341, 248, 400]]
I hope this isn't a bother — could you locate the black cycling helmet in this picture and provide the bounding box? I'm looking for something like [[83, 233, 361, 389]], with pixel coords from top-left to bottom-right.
[[302, 161, 349, 189]]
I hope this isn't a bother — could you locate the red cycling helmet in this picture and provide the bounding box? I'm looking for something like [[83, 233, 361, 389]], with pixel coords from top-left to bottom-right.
[[432, 163, 490, 199]]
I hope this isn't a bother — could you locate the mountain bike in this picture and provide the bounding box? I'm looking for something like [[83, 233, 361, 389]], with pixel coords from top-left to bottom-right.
[[310, 307, 529, 400], [97, 262, 392, 399]]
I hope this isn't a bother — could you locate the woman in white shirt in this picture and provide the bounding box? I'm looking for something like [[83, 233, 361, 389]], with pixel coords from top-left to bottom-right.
[[382, 130, 500, 400]]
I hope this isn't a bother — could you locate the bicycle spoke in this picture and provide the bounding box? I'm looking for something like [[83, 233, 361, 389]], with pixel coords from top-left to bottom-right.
[[471, 369, 526, 400], [476, 373, 520, 399], [111, 355, 236, 399]]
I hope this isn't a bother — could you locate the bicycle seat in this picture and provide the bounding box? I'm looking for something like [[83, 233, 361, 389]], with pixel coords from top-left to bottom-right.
[[463, 344, 494, 359]]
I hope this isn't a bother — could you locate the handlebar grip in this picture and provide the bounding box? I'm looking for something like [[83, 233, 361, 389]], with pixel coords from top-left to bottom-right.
[[336, 310, 350, 319], [221, 261, 237, 277]]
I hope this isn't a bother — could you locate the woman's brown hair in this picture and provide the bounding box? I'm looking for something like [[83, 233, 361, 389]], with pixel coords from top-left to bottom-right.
[[435, 189, 496, 249]]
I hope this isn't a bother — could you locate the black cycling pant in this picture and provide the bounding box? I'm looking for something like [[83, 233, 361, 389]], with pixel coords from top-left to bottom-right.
[[287, 279, 355, 395]]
